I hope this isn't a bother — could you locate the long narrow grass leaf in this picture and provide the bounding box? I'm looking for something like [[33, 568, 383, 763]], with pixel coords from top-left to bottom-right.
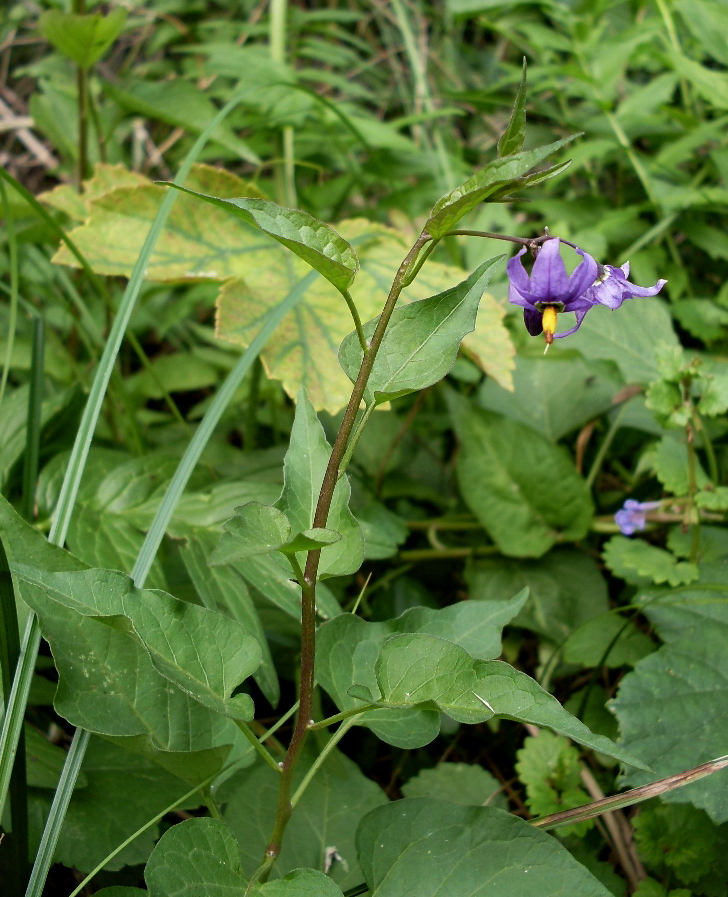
[[21, 316, 44, 522], [0, 533, 28, 893], [0, 179, 19, 410]]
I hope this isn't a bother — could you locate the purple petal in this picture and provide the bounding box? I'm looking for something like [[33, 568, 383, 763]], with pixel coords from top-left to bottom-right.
[[553, 308, 589, 338], [523, 307, 543, 336], [506, 248, 533, 301], [528, 239, 571, 302]]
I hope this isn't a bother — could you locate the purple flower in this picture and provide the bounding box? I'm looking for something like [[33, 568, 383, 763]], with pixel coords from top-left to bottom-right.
[[615, 499, 662, 536], [584, 262, 667, 309], [507, 239, 599, 343], [507, 239, 667, 343]]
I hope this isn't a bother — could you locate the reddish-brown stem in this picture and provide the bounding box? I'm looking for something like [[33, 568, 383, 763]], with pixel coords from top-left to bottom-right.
[[255, 229, 432, 884]]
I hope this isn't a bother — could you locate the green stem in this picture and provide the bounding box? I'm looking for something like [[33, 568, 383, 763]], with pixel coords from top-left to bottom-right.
[[399, 545, 499, 561], [307, 705, 379, 731], [67, 772, 218, 897], [260, 700, 299, 744], [233, 720, 282, 774], [693, 408, 719, 485], [338, 402, 375, 478], [244, 357, 263, 450], [76, 64, 89, 187], [342, 289, 368, 353], [291, 715, 361, 807]]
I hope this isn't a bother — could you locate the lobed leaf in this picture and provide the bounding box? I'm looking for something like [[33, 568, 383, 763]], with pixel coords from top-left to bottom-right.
[[14, 565, 261, 722]]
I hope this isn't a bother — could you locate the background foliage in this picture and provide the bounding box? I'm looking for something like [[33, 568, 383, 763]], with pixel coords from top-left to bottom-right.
[[1, 0, 728, 895]]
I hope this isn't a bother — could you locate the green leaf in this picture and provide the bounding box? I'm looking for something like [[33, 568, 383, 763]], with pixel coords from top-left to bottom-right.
[[401, 762, 508, 810], [366, 632, 647, 766], [478, 354, 622, 442], [695, 487, 728, 510], [222, 747, 386, 890], [356, 798, 615, 896], [466, 550, 610, 643], [698, 371, 728, 417], [38, 162, 148, 222], [569, 299, 679, 385], [275, 389, 362, 578], [145, 818, 345, 896], [212, 503, 294, 562], [425, 136, 575, 238], [516, 730, 593, 837], [613, 567, 728, 822], [14, 565, 261, 723], [448, 393, 594, 557], [317, 594, 526, 748], [30, 737, 191, 873], [563, 612, 655, 668], [654, 434, 709, 494], [180, 530, 279, 707], [339, 257, 503, 404], [164, 187, 359, 293], [38, 8, 127, 69], [498, 59, 527, 158], [633, 802, 718, 884], [278, 528, 341, 554], [670, 52, 728, 109], [603, 536, 699, 587]]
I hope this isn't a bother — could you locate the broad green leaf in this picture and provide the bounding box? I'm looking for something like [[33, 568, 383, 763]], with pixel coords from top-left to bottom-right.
[[461, 286, 515, 392], [466, 550, 609, 643], [401, 762, 508, 809], [211, 502, 341, 565], [164, 187, 359, 293], [613, 567, 728, 823], [603, 536, 699, 587], [50, 169, 514, 409], [275, 389, 362, 578], [14, 565, 261, 722], [0, 492, 87, 574], [569, 299, 679, 385], [212, 503, 294, 561], [368, 632, 648, 766], [516, 731, 593, 838], [145, 818, 345, 896], [30, 737, 192, 873], [180, 530, 279, 707], [425, 136, 575, 238], [38, 8, 127, 69], [563, 612, 655, 668], [223, 747, 386, 890], [338, 257, 503, 404], [498, 59, 527, 158], [478, 354, 622, 441], [356, 798, 614, 896], [316, 591, 533, 749], [448, 393, 594, 557]]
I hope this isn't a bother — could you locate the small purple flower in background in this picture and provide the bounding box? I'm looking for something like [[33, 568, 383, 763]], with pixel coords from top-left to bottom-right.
[[507, 239, 598, 344], [507, 238, 667, 345], [585, 262, 667, 309], [615, 499, 662, 536]]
